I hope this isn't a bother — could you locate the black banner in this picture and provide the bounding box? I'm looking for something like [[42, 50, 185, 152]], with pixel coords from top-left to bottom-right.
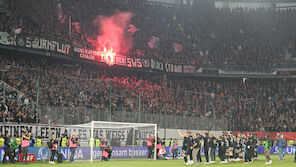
[[0, 31, 196, 74]]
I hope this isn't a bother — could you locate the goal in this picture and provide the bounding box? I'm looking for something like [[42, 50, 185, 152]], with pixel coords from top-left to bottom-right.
[[70, 121, 157, 162]]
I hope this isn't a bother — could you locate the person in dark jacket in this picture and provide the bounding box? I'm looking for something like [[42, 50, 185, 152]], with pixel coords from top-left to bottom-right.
[[2, 133, 15, 164], [210, 133, 217, 163], [245, 136, 252, 163], [217, 136, 226, 163], [203, 133, 210, 164]]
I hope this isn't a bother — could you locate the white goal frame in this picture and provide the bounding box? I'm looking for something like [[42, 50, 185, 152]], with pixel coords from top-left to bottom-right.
[[86, 121, 157, 162]]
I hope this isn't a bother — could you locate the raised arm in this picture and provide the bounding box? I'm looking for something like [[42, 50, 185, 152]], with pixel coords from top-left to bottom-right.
[[178, 130, 185, 138]]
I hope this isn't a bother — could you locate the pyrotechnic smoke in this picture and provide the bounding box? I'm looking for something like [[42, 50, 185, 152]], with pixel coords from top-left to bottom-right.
[[93, 10, 133, 53]]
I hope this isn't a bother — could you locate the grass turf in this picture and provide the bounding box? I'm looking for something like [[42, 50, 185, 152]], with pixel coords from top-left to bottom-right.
[[2, 154, 295, 167]]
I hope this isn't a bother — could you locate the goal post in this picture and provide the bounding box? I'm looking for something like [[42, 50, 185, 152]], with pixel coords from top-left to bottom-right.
[[72, 121, 157, 162]]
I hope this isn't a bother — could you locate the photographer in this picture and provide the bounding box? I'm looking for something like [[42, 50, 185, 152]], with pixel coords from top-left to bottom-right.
[[48, 135, 59, 164], [2, 133, 15, 164], [69, 133, 79, 163], [276, 134, 286, 161], [21, 131, 31, 164]]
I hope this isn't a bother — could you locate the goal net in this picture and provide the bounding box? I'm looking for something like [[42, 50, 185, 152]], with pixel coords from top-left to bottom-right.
[[68, 121, 157, 162]]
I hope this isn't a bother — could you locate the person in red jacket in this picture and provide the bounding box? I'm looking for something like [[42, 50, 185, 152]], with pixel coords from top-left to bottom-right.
[[49, 135, 58, 164]]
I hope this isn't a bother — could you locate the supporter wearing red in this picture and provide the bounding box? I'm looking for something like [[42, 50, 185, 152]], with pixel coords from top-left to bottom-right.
[[49, 135, 59, 164], [21, 131, 31, 164]]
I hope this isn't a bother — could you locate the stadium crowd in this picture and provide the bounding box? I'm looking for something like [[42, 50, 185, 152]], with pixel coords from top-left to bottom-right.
[[0, 0, 296, 132], [0, 54, 296, 132], [0, 0, 295, 69]]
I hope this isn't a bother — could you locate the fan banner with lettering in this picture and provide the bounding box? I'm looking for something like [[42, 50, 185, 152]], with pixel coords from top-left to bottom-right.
[[0, 31, 195, 74], [1, 146, 295, 162]]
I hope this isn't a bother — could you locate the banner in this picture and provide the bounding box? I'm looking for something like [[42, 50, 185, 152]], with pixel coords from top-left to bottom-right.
[[150, 59, 164, 71], [183, 65, 196, 73], [0, 31, 71, 54], [1, 146, 295, 162], [19, 153, 35, 162], [165, 63, 182, 73], [0, 123, 154, 142], [0, 31, 196, 74], [173, 43, 183, 53]]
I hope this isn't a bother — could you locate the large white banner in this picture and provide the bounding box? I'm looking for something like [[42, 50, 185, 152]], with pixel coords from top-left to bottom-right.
[[0, 123, 154, 142]]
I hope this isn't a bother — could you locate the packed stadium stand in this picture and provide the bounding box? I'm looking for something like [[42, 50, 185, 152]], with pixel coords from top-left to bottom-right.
[[0, 0, 296, 133]]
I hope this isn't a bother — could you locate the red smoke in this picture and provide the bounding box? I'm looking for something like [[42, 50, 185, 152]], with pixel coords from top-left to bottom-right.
[[93, 10, 133, 55]]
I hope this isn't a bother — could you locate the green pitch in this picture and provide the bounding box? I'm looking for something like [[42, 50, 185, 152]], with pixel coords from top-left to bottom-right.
[[3, 155, 295, 167]]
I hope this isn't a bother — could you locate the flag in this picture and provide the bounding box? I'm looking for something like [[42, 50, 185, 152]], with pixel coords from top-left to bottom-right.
[[148, 36, 160, 49], [209, 32, 216, 39], [127, 24, 137, 35], [14, 28, 22, 34], [57, 2, 67, 23], [199, 51, 203, 56], [72, 22, 81, 33], [173, 43, 183, 52], [69, 16, 71, 36], [238, 45, 242, 50]]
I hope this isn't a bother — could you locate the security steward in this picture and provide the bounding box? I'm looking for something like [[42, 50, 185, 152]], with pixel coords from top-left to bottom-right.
[[60, 134, 68, 147]]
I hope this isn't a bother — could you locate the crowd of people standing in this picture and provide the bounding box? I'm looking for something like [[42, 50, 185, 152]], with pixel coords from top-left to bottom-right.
[[146, 131, 296, 165]]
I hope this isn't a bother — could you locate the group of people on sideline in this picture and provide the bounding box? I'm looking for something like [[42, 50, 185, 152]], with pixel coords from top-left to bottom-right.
[[1, 131, 31, 164], [146, 131, 296, 165], [1, 131, 79, 164], [2, 130, 296, 164]]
